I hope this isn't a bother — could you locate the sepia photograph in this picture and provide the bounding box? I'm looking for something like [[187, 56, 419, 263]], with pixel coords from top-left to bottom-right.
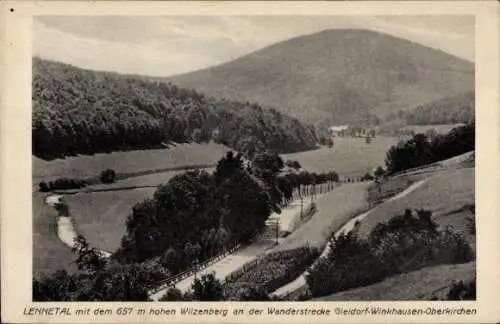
[[30, 14, 478, 303]]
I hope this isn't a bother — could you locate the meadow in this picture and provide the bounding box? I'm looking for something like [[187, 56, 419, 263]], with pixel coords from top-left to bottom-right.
[[33, 193, 77, 278], [33, 142, 229, 182], [358, 166, 475, 241], [66, 187, 156, 253], [282, 136, 398, 178]]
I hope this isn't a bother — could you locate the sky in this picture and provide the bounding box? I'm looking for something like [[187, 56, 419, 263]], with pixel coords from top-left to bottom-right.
[[33, 15, 474, 77]]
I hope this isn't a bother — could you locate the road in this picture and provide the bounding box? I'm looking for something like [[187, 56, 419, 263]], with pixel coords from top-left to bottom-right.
[[148, 197, 314, 300]]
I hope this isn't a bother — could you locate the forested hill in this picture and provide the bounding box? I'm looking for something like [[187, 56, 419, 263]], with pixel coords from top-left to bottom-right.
[[389, 91, 475, 125], [32, 58, 317, 160]]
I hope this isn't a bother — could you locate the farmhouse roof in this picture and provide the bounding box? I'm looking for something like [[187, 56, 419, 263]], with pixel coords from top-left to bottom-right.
[[329, 125, 349, 132]]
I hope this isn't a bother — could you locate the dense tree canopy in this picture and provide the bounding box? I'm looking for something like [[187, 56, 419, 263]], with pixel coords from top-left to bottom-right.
[[33, 58, 317, 160], [385, 122, 475, 174]]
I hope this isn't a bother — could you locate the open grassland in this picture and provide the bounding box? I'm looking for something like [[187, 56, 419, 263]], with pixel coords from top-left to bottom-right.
[[359, 167, 475, 240], [274, 182, 371, 252], [282, 137, 398, 178], [33, 142, 229, 182], [316, 261, 475, 301], [66, 187, 156, 252], [33, 193, 77, 278]]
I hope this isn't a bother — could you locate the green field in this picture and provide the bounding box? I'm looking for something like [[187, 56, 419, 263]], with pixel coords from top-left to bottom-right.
[[282, 136, 398, 178], [316, 261, 475, 301], [33, 193, 77, 278], [66, 187, 156, 253], [33, 142, 229, 182], [274, 182, 371, 252]]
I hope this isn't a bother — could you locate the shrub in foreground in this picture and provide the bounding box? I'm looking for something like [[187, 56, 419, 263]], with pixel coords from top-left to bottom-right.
[[100, 169, 117, 184], [306, 209, 474, 298]]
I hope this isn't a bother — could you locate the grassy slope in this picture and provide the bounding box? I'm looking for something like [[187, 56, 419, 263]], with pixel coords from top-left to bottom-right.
[[274, 182, 371, 252], [33, 142, 229, 182], [316, 261, 475, 301], [282, 136, 398, 177], [33, 193, 77, 278]]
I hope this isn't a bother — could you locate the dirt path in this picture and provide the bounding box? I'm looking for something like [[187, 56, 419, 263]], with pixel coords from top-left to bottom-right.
[[269, 179, 427, 298]]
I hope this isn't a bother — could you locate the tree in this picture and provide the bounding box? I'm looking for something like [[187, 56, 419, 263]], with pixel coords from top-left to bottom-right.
[[71, 235, 107, 275], [159, 286, 185, 301], [374, 166, 385, 179], [191, 272, 225, 301], [327, 137, 334, 148], [39, 181, 50, 192], [100, 169, 116, 184]]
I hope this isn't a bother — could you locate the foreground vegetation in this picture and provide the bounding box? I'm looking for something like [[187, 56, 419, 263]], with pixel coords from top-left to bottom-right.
[[34, 150, 341, 300], [223, 246, 319, 300], [306, 209, 473, 298], [385, 122, 474, 174]]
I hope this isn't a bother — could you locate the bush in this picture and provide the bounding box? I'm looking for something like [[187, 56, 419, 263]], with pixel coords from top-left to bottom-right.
[[159, 286, 185, 301], [446, 279, 476, 300], [361, 173, 374, 181], [39, 181, 50, 192], [224, 246, 319, 299], [306, 233, 387, 297], [100, 169, 116, 184], [191, 272, 225, 301], [39, 178, 88, 191], [306, 209, 474, 298]]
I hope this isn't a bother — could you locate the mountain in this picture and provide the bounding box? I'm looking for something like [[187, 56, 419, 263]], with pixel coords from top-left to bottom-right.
[[32, 58, 317, 160], [165, 29, 474, 126]]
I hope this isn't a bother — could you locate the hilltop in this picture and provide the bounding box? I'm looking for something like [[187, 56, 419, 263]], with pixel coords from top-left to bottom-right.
[[166, 29, 474, 126]]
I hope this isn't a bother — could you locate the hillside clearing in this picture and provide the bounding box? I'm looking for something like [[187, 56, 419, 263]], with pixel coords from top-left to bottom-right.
[[359, 167, 474, 239], [282, 137, 398, 177], [33, 142, 229, 182]]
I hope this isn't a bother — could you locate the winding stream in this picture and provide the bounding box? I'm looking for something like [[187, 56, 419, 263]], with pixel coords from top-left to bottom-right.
[[45, 194, 111, 258]]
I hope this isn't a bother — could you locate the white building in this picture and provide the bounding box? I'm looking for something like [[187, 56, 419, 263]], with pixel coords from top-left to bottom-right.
[[328, 125, 349, 137]]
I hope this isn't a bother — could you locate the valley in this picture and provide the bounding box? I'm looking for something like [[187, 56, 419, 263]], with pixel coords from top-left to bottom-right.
[[32, 26, 475, 302]]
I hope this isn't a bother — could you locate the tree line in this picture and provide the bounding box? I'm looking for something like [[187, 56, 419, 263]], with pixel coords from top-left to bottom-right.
[[384, 121, 475, 174], [33, 58, 317, 160], [385, 91, 474, 126]]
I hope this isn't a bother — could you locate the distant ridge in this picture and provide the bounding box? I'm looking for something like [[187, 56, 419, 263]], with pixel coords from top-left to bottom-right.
[[166, 29, 474, 126]]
